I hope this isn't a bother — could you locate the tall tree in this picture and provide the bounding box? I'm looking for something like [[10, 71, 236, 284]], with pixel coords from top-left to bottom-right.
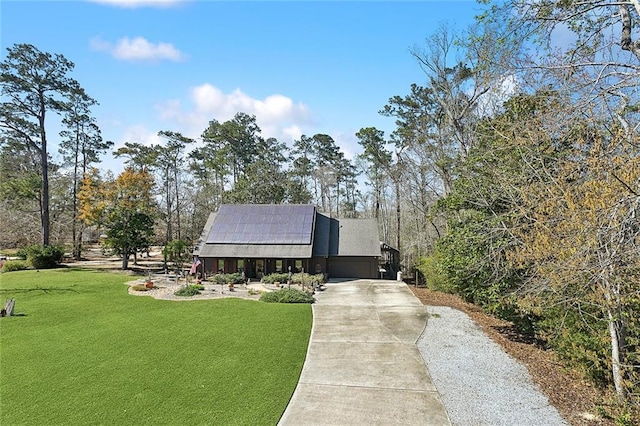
[[408, 25, 489, 160], [335, 157, 359, 218], [59, 88, 112, 259], [356, 127, 392, 219], [308, 133, 342, 214], [288, 135, 315, 204], [200, 112, 262, 185], [484, 1, 640, 139], [113, 142, 158, 172], [381, 84, 456, 197], [0, 43, 81, 245], [226, 136, 288, 204], [155, 131, 193, 243]]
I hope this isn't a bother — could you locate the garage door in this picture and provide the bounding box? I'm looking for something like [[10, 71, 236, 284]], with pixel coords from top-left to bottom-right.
[[328, 258, 375, 279]]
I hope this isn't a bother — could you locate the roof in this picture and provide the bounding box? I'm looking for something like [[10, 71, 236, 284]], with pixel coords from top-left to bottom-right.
[[331, 218, 381, 257], [207, 204, 315, 245], [194, 204, 381, 259]]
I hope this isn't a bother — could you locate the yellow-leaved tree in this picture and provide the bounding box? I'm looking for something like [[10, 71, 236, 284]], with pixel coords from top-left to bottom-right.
[[79, 167, 155, 269], [511, 128, 640, 402]]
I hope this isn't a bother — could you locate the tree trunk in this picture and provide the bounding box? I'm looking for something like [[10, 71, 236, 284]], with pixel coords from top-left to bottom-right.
[[165, 166, 172, 243], [121, 249, 129, 270], [174, 165, 182, 240], [602, 269, 627, 403], [395, 178, 401, 253], [40, 110, 50, 246], [40, 146, 51, 246], [72, 131, 81, 260], [607, 305, 626, 402]]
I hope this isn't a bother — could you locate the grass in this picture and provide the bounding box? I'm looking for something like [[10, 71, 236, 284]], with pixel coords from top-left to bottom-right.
[[0, 269, 312, 425]]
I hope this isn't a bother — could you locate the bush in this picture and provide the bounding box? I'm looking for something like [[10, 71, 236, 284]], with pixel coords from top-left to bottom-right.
[[210, 274, 227, 284], [20, 244, 65, 269], [290, 272, 325, 286], [1, 260, 29, 272], [262, 272, 324, 286], [415, 254, 452, 292], [14, 248, 28, 260], [210, 273, 244, 285], [131, 284, 149, 291], [259, 288, 315, 304], [225, 273, 245, 284], [174, 285, 202, 297], [262, 273, 290, 284]]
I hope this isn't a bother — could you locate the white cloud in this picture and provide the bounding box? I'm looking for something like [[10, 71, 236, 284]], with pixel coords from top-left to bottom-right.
[[88, 0, 185, 8], [156, 83, 312, 143], [119, 124, 164, 147], [90, 36, 187, 62], [282, 125, 303, 141], [330, 131, 359, 161]]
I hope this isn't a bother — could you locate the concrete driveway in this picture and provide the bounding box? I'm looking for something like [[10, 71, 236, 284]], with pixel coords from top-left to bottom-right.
[[278, 279, 451, 425]]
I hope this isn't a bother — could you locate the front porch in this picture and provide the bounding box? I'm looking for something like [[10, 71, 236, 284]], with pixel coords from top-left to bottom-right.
[[201, 257, 328, 279]]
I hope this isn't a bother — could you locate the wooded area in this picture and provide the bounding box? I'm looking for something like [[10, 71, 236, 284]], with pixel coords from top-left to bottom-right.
[[1, 0, 639, 417]]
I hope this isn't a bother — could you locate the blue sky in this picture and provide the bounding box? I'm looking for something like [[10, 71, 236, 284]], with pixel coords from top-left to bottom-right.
[[2, 0, 485, 171]]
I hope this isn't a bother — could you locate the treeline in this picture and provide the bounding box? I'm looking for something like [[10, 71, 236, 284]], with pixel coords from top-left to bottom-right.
[[407, 1, 640, 416], [2, 1, 640, 414]]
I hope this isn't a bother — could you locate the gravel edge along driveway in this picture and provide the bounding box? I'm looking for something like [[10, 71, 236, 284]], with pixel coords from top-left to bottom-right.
[[417, 305, 569, 426]]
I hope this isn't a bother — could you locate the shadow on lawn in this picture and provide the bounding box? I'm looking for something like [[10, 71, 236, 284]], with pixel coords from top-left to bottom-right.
[[0, 286, 80, 295]]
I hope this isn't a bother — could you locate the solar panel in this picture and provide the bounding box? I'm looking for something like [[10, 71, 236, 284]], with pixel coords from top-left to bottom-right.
[[207, 204, 315, 245]]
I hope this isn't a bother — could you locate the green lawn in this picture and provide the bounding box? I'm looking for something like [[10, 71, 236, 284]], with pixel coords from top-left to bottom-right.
[[0, 269, 312, 425]]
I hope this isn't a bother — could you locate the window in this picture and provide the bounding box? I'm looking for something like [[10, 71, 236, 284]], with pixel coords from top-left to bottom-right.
[[275, 259, 283, 273], [295, 260, 303, 272], [217, 259, 224, 273], [237, 259, 244, 272]]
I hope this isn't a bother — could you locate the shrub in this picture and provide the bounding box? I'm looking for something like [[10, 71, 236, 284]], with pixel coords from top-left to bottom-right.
[[262, 273, 290, 284], [210, 273, 244, 285], [210, 274, 227, 284], [414, 254, 452, 292], [311, 273, 325, 284], [174, 285, 202, 297], [131, 284, 149, 291], [14, 247, 28, 260], [1, 260, 29, 272], [259, 288, 315, 304], [290, 272, 325, 286], [225, 273, 245, 284], [21, 244, 65, 269]]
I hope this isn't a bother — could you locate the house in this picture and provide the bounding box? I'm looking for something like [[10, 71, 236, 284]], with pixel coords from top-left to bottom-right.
[[192, 204, 399, 279]]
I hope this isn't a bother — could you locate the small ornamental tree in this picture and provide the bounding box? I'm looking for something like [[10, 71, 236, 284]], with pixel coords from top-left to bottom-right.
[[102, 210, 154, 270]]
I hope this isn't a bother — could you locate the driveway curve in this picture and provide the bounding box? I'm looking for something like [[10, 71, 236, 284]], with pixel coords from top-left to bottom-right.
[[278, 279, 451, 425]]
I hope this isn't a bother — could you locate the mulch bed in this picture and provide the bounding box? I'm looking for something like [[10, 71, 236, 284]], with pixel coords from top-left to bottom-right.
[[409, 286, 617, 426]]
